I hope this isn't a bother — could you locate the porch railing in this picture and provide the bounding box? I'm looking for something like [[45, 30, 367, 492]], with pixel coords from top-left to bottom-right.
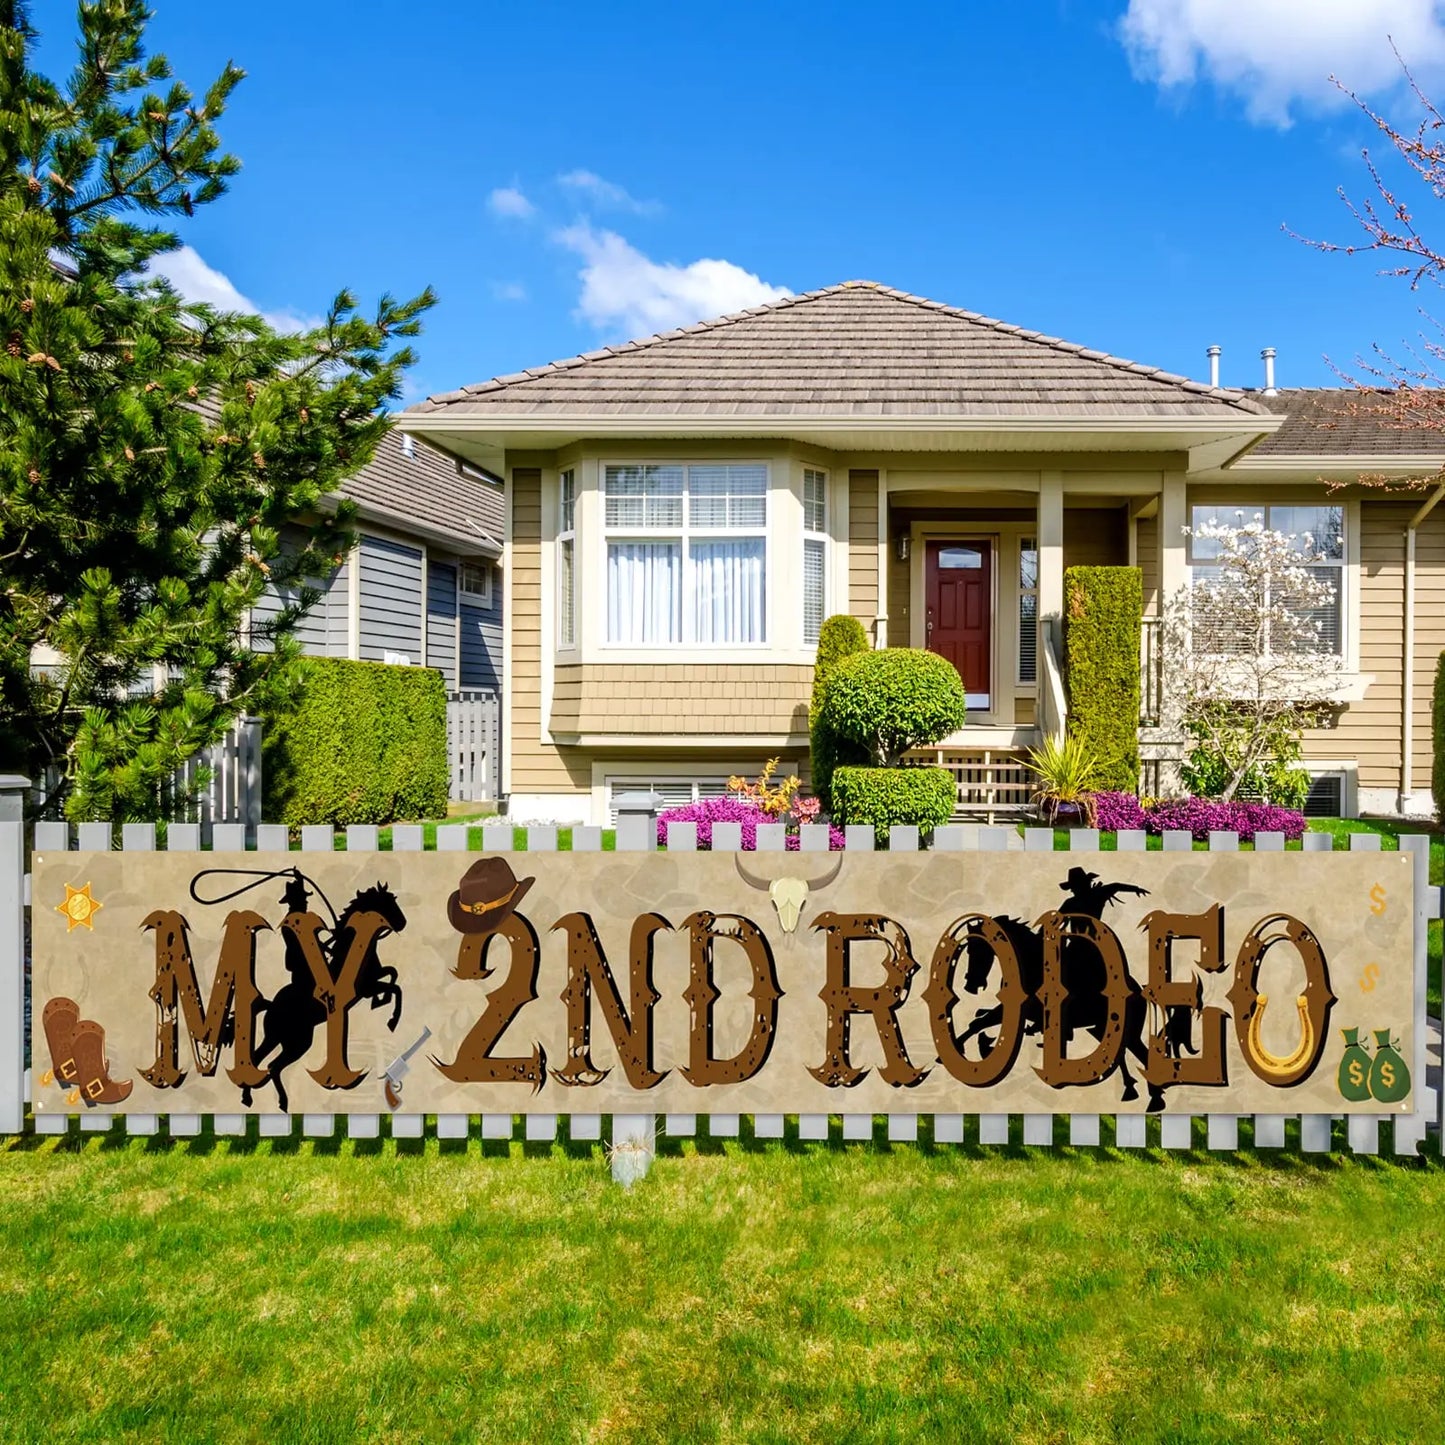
[[904, 745, 1034, 822]]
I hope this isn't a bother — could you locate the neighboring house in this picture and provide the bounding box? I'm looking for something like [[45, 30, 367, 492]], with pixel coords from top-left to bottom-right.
[[253, 427, 505, 796], [395, 280, 1445, 824]]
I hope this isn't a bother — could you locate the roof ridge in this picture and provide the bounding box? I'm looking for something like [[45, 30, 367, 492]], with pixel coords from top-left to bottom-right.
[[425, 283, 859, 406], [838, 281, 1269, 415], [413, 279, 1269, 418]]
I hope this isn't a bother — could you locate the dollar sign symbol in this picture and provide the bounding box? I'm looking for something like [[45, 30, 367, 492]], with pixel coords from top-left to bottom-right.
[[1359, 963, 1380, 993], [1370, 883, 1387, 916], [1380, 1061, 1395, 1092], [1348, 1058, 1365, 1088]]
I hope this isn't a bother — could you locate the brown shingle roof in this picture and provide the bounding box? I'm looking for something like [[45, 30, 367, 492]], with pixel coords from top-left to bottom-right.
[[339, 429, 502, 553], [1250, 388, 1445, 458], [409, 281, 1270, 421]]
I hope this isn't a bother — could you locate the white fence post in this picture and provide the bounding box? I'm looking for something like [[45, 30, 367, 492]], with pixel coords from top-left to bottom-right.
[[0, 776, 28, 1135]]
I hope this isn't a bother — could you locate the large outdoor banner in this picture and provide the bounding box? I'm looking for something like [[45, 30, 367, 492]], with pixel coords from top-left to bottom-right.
[[31, 848, 1416, 1117]]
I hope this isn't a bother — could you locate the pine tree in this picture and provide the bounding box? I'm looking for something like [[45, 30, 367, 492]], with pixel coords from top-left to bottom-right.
[[0, 0, 435, 819]]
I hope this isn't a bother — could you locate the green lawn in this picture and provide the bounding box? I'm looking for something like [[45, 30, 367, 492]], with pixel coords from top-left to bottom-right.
[[1, 1129, 1443, 1442]]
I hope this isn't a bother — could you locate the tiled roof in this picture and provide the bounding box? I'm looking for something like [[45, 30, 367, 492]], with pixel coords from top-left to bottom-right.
[[409, 281, 1270, 421], [339, 428, 503, 553], [1250, 388, 1445, 458]]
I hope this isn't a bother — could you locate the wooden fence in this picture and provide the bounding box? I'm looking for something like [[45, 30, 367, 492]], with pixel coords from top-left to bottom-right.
[[447, 689, 500, 804], [1, 786, 1435, 1160]]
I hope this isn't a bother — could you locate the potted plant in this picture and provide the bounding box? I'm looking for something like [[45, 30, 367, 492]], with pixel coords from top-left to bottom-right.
[[1025, 734, 1102, 827]]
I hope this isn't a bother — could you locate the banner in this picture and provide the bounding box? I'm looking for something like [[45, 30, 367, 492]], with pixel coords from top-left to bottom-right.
[[31, 847, 1415, 1117]]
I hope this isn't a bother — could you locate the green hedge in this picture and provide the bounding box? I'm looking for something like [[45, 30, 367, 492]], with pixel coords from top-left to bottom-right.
[[1063, 566, 1141, 793], [809, 614, 872, 810], [822, 648, 966, 767], [1434, 652, 1445, 814], [830, 766, 957, 832], [263, 658, 450, 825]]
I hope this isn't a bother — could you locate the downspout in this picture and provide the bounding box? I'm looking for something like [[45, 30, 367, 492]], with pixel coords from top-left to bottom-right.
[[1400, 482, 1445, 813]]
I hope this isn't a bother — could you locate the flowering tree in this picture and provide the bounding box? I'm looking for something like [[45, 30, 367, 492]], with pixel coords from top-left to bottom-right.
[[1162, 516, 1344, 805]]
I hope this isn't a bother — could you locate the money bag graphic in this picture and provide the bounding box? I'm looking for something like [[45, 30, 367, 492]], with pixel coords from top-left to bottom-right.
[[1368, 1028, 1411, 1104], [1336, 1028, 1373, 1102]]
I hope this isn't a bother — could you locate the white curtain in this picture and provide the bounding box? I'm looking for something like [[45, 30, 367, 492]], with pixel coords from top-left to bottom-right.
[[607, 543, 681, 643], [692, 539, 765, 643]]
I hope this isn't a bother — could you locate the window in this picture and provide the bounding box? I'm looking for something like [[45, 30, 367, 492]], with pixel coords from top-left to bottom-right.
[[604, 463, 766, 645], [1187, 504, 1344, 656], [1018, 538, 1038, 684], [459, 560, 492, 607], [557, 469, 576, 648], [803, 467, 828, 646]]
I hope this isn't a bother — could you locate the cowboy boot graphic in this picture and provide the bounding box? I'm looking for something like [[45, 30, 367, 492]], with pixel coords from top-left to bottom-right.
[[40, 997, 131, 1105]]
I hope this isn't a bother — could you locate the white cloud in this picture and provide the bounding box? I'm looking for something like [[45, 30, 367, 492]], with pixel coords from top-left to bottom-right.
[[557, 169, 661, 216], [1121, 0, 1445, 125], [490, 280, 528, 303], [487, 185, 535, 219], [146, 244, 317, 332], [555, 223, 791, 338]]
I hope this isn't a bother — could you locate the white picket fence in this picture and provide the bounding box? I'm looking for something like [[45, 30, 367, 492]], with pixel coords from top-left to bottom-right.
[[0, 799, 1436, 1158]]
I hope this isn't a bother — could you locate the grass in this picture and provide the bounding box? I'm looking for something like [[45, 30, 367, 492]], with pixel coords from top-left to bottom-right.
[[1, 1127, 1443, 1442]]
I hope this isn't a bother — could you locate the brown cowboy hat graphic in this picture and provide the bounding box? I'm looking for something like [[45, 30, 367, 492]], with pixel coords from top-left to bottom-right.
[[41, 996, 132, 1106], [447, 857, 535, 934]]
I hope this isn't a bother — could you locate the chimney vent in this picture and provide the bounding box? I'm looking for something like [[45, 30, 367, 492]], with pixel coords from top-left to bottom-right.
[[1261, 347, 1277, 396], [1207, 344, 1221, 389], [401, 433, 416, 460]]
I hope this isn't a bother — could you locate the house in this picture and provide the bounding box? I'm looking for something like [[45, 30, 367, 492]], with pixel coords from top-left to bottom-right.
[[395, 280, 1445, 824], [253, 427, 506, 797]]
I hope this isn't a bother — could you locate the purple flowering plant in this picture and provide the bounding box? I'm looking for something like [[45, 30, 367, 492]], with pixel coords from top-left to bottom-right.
[[1090, 791, 1307, 842], [656, 794, 846, 850]]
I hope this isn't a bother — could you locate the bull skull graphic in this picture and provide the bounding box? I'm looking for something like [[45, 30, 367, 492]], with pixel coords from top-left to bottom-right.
[[734, 853, 844, 934]]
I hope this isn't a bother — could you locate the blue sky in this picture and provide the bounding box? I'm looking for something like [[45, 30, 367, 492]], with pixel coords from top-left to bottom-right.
[[36, 1, 1445, 401]]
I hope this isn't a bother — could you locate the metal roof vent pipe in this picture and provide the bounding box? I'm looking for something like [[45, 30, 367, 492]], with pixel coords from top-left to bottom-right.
[[1261, 347, 1278, 396], [1207, 344, 1221, 388]]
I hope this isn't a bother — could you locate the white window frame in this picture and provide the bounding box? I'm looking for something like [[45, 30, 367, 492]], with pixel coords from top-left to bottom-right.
[[557, 468, 577, 649], [803, 466, 829, 647], [1018, 535, 1038, 686], [1186, 502, 1346, 660], [459, 559, 493, 609], [601, 460, 769, 649]]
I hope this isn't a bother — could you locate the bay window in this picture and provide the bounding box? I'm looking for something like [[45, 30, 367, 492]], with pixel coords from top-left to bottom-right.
[[803, 467, 828, 646], [604, 463, 767, 645], [1188, 504, 1345, 656], [557, 469, 576, 647]]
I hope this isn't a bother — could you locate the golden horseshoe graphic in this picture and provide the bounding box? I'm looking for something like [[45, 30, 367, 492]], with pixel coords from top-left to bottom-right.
[[1245, 991, 1316, 1081]]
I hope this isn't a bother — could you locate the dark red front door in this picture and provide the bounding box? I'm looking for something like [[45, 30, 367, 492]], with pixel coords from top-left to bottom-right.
[[925, 540, 991, 708]]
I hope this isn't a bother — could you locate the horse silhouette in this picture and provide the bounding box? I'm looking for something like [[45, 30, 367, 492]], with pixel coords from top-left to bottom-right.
[[241, 879, 407, 1112], [953, 870, 1170, 1111]]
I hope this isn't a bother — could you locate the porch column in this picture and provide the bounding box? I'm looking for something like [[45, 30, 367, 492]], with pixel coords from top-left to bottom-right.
[[1159, 470, 1187, 607], [1037, 470, 1064, 632]]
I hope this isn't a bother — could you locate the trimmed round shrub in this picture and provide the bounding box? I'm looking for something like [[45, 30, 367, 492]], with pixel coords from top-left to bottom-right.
[[831, 766, 957, 832], [810, 614, 872, 810], [823, 648, 966, 766]]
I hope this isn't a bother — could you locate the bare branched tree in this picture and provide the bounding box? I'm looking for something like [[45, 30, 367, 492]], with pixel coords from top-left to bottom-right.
[[1289, 45, 1445, 486]]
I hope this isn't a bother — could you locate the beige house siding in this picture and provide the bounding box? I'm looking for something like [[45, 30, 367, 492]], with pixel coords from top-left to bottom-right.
[[849, 470, 879, 627], [549, 664, 812, 737], [508, 467, 589, 794], [1063, 507, 1127, 570], [1137, 516, 1160, 615]]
